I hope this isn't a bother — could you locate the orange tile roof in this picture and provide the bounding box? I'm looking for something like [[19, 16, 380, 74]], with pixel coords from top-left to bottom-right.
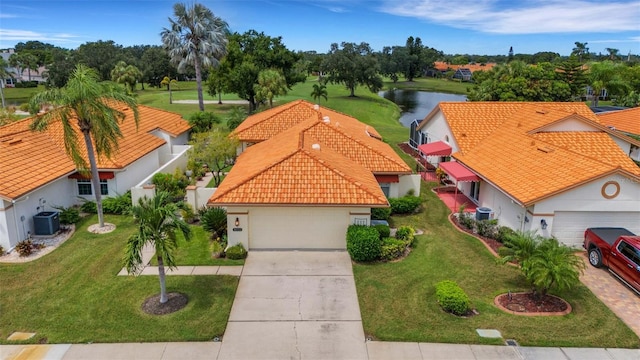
[[433, 62, 497, 73], [209, 120, 388, 206], [426, 101, 640, 206], [0, 105, 190, 200], [597, 107, 640, 135], [233, 99, 381, 142]]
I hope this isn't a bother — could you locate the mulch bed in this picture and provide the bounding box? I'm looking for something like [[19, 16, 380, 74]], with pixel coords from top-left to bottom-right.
[[141, 292, 188, 315], [449, 214, 503, 255], [496, 292, 570, 314]]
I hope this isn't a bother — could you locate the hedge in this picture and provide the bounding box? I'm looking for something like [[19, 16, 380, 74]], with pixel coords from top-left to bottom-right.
[[346, 225, 381, 262]]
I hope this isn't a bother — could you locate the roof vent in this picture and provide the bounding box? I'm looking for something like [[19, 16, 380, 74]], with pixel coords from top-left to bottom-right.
[[314, 104, 320, 110], [311, 143, 321, 151], [8, 138, 22, 145], [537, 146, 554, 153], [322, 116, 330, 124], [536, 109, 548, 115]]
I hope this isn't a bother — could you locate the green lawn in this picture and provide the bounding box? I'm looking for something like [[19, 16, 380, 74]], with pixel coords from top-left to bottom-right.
[[0, 215, 238, 344], [354, 182, 639, 348], [150, 225, 244, 266], [383, 77, 471, 94]]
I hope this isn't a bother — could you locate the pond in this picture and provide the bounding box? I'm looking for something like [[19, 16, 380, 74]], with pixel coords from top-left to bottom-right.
[[379, 89, 467, 127]]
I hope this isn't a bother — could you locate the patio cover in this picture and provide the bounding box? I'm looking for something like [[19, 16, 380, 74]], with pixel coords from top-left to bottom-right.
[[417, 141, 452, 156], [439, 162, 479, 182]]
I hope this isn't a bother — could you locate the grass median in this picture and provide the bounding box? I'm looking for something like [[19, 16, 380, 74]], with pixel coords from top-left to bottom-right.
[[0, 214, 238, 344]]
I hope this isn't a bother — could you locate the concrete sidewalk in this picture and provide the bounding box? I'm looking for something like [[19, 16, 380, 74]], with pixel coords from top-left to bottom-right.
[[2, 341, 639, 360]]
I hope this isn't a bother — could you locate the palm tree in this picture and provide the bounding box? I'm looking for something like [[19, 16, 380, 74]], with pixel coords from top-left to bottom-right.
[[311, 83, 328, 104], [161, 2, 229, 111], [110, 61, 142, 94], [526, 238, 585, 298], [29, 64, 139, 229], [588, 61, 628, 106], [571, 42, 589, 63], [160, 76, 178, 104], [0, 57, 10, 108], [124, 192, 191, 304], [605, 48, 620, 61], [254, 69, 287, 108]]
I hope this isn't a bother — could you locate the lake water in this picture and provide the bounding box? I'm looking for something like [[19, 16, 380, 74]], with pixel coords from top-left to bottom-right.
[[379, 90, 467, 127]]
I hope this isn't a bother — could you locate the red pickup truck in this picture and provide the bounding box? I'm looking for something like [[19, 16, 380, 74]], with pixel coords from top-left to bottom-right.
[[584, 227, 640, 295]]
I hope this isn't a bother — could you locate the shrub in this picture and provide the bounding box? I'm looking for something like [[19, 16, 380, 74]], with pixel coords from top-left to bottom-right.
[[181, 203, 197, 224], [79, 200, 97, 214], [457, 212, 475, 230], [226, 243, 247, 260], [102, 191, 132, 215], [15, 81, 38, 88], [53, 205, 81, 224], [496, 226, 517, 243], [395, 226, 416, 246], [371, 207, 391, 221], [188, 111, 221, 133], [19, 103, 30, 112], [389, 196, 421, 214], [346, 225, 382, 262], [0, 245, 5, 256], [15, 240, 44, 257], [476, 219, 499, 238], [200, 207, 227, 239], [373, 224, 390, 239], [380, 237, 407, 261], [152, 171, 188, 200], [435, 280, 472, 316]]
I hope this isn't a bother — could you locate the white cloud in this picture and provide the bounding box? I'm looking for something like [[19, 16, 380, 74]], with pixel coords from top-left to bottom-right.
[[0, 14, 18, 18], [378, 0, 640, 34], [0, 29, 81, 43]]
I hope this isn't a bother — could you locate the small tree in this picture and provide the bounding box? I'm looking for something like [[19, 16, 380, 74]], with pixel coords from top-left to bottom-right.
[[188, 129, 238, 187], [124, 192, 191, 304], [160, 76, 178, 104], [310, 83, 328, 104], [225, 106, 246, 131], [254, 68, 288, 108]]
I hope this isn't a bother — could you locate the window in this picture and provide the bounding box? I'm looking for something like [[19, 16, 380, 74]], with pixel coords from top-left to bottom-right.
[[77, 179, 92, 195], [77, 179, 109, 196], [379, 183, 390, 197], [618, 241, 640, 266], [470, 182, 480, 201], [354, 218, 368, 226], [100, 179, 108, 196]]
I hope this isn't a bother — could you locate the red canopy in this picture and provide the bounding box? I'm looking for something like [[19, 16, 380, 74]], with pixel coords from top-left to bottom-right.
[[439, 162, 479, 182], [417, 141, 452, 156]]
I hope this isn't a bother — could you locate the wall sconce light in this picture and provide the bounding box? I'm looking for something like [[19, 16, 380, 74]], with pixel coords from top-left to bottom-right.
[[235, 217, 240, 227], [524, 216, 529, 223], [541, 219, 548, 230]]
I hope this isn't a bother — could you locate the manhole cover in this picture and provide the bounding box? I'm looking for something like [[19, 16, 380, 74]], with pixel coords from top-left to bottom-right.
[[505, 339, 519, 346], [506, 303, 526, 312]]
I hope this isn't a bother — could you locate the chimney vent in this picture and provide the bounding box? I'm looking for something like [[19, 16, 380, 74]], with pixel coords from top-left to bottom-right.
[[311, 143, 321, 151], [322, 116, 330, 124]]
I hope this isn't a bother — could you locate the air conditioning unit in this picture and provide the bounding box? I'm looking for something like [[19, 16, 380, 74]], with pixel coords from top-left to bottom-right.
[[475, 207, 493, 221], [33, 211, 60, 235]]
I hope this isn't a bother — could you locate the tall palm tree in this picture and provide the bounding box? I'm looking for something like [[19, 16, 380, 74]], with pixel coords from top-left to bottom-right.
[[29, 64, 139, 228], [0, 57, 10, 108], [160, 76, 178, 104], [161, 2, 229, 111], [571, 42, 589, 63], [124, 192, 191, 304], [311, 83, 328, 104]]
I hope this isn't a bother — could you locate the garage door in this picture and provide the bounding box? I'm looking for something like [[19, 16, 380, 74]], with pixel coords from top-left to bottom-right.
[[249, 207, 350, 249], [552, 211, 640, 248]]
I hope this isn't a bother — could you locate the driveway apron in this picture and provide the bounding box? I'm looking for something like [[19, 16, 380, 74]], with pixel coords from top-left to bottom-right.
[[217, 251, 367, 360]]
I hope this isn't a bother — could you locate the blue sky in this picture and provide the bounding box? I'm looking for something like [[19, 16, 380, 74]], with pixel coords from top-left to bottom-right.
[[0, 0, 639, 56]]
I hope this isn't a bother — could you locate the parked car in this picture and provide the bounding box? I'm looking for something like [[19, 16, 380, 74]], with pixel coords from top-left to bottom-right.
[[584, 227, 640, 295]]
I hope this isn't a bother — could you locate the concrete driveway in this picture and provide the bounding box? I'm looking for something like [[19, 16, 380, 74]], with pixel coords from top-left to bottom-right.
[[217, 251, 367, 360]]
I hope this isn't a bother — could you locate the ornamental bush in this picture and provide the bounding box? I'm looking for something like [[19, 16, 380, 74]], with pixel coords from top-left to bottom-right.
[[389, 196, 421, 214], [102, 191, 132, 215], [476, 219, 499, 238], [380, 237, 407, 261], [225, 243, 247, 260], [395, 226, 415, 246], [371, 207, 391, 220], [374, 224, 391, 239], [346, 225, 382, 262], [15, 240, 44, 257], [53, 205, 81, 224], [435, 280, 472, 316]]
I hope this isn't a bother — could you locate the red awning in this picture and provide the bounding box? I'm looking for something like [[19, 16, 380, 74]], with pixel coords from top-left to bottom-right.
[[374, 175, 399, 183], [68, 171, 115, 180], [439, 162, 479, 182], [417, 141, 452, 156]]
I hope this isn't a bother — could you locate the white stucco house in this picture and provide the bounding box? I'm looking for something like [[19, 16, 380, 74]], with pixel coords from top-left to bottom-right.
[[0, 105, 191, 251], [209, 100, 419, 250], [414, 102, 640, 247], [598, 107, 640, 161]]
